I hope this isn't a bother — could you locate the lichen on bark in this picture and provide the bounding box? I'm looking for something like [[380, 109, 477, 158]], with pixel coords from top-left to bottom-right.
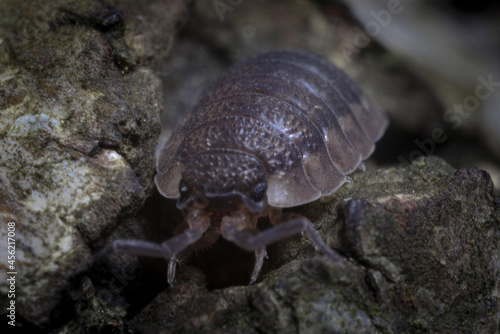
[[0, 0, 187, 325]]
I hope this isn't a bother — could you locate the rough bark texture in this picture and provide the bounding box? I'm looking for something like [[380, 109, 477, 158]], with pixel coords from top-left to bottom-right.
[[126, 157, 499, 334], [0, 0, 187, 325]]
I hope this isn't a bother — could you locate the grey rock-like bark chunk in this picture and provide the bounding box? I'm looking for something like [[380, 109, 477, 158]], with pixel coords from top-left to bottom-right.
[[0, 0, 187, 325], [131, 157, 499, 334]]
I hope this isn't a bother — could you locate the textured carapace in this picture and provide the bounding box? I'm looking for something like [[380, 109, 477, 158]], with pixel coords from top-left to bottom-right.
[[155, 50, 388, 208], [100, 50, 388, 285]]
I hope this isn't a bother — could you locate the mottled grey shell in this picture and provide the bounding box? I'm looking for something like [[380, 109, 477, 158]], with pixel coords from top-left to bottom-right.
[[155, 50, 388, 208]]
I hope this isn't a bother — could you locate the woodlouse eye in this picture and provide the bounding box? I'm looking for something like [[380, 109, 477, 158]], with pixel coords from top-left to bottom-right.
[[179, 181, 189, 195], [250, 183, 267, 202]]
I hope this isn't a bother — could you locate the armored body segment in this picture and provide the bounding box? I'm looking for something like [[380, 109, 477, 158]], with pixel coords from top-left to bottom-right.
[[213, 59, 376, 159], [157, 115, 321, 207], [156, 50, 388, 208], [248, 50, 389, 141], [178, 149, 269, 213], [158, 93, 345, 196], [199, 74, 362, 175]]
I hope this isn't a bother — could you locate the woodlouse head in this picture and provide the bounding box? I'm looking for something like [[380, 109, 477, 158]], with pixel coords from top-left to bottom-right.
[[176, 149, 268, 213]]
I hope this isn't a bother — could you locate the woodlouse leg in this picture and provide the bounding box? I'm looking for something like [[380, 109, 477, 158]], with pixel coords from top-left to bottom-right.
[[166, 228, 220, 285], [250, 246, 267, 284], [221, 216, 343, 270], [94, 217, 209, 261], [167, 258, 178, 286]]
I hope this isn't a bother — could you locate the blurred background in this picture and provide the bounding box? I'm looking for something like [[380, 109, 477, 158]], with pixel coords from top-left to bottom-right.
[[158, 0, 500, 187], [3, 1, 498, 330]]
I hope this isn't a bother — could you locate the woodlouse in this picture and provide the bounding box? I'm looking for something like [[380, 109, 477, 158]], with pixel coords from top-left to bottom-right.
[[100, 50, 389, 284]]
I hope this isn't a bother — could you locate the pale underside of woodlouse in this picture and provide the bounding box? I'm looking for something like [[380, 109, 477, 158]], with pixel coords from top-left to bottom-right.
[[99, 50, 389, 285]]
